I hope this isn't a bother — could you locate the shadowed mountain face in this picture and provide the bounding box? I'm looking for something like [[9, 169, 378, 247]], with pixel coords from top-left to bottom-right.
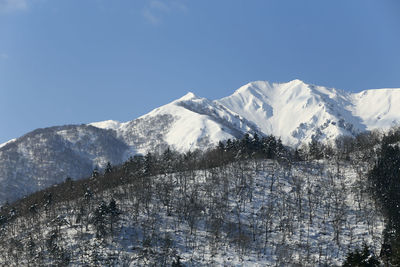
[[0, 125, 128, 203], [1, 80, 400, 203]]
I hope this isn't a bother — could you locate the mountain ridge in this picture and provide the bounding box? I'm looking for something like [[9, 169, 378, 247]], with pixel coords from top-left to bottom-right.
[[1, 79, 400, 203]]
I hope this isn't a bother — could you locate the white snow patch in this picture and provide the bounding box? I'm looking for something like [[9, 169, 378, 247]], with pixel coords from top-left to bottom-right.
[[87, 80, 400, 151], [0, 138, 16, 149], [89, 119, 122, 131], [351, 88, 400, 130]]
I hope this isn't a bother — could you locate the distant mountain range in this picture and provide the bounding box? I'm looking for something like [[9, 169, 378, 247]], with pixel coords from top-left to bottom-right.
[[1, 79, 400, 203]]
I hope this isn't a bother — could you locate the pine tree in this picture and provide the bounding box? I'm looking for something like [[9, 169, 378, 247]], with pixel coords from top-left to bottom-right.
[[104, 162, 112, 174], [108, 198, 120, 234], [342, 244, 380, 266], [368, 136, 400, 262], [91, 167, 100, 178], [144, 152, 154, 175], [92, 201, 109, 238]]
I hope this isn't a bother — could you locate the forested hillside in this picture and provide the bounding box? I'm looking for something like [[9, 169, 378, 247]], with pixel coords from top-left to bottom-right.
[[2, 128, 400, 266], [3, 79, 400, 206]]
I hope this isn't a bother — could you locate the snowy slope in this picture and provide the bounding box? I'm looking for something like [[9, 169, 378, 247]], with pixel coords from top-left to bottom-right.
[[0, 125, 128, 203], [351, 88, 400, 130], [1, 79, 400, 204], [90, 92, 259, 154], [0, 138, 16, 149], [218, 80, 367, 146], [0, 92, 259, 203], [0, 159, 384, 266]]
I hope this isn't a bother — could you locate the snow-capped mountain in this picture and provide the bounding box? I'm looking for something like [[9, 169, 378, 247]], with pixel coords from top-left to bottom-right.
[[0, 125, 128, 204], [89, 92, 259, 155], [1, 79, 400, 203], [218, 79, 363, 146]]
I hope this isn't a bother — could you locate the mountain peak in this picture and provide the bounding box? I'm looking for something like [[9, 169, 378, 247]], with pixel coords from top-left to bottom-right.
[[178, 92, 198, 101], [287, 78, 306, 84], [88, 120, 122, 130], [232, 80, 270, 95], [234, 79, 308, 96], [2, 79, 400, 204]]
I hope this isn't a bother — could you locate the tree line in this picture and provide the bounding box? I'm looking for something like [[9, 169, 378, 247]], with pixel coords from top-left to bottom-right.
[[0, 128, 399, 265]]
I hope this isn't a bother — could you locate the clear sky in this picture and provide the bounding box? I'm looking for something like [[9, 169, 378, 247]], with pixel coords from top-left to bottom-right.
[[1, 0, 400, 144]]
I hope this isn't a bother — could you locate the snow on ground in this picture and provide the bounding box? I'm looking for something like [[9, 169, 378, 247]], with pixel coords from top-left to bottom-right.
[[0, 159, 383, 266], [0, 138, 16, 149], [89, 120, 122, 131], [140, 94, 235, 152], [89, 91, 257, 154], [218, 80, 367, 146], [351, 88, 400, 130], [89, 79, 400, 150], [2, 79, 400, 212]]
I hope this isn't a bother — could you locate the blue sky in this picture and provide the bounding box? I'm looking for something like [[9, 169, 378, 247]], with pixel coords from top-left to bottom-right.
[[1, 0, 400, 144]]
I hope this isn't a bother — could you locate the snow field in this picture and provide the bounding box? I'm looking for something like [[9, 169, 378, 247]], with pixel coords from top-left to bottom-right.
[[0, 159, 383, 266]]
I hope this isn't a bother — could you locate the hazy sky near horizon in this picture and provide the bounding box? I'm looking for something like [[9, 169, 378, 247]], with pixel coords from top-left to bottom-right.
[[1, 0, 400, 144]]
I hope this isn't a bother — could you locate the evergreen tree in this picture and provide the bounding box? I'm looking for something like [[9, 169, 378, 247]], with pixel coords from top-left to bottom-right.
[[309, 139, 323, 160], [91, 167, 100, 178], [104, 162, 113, 174], [368, 136, 400, 262], [217, 141, 225, 152], [108, 198, 121, 234], [144, 152, 154, 175], [342, 244, 380, 266], [92, 201, 109, 238], [262, 135, 277, 159]]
